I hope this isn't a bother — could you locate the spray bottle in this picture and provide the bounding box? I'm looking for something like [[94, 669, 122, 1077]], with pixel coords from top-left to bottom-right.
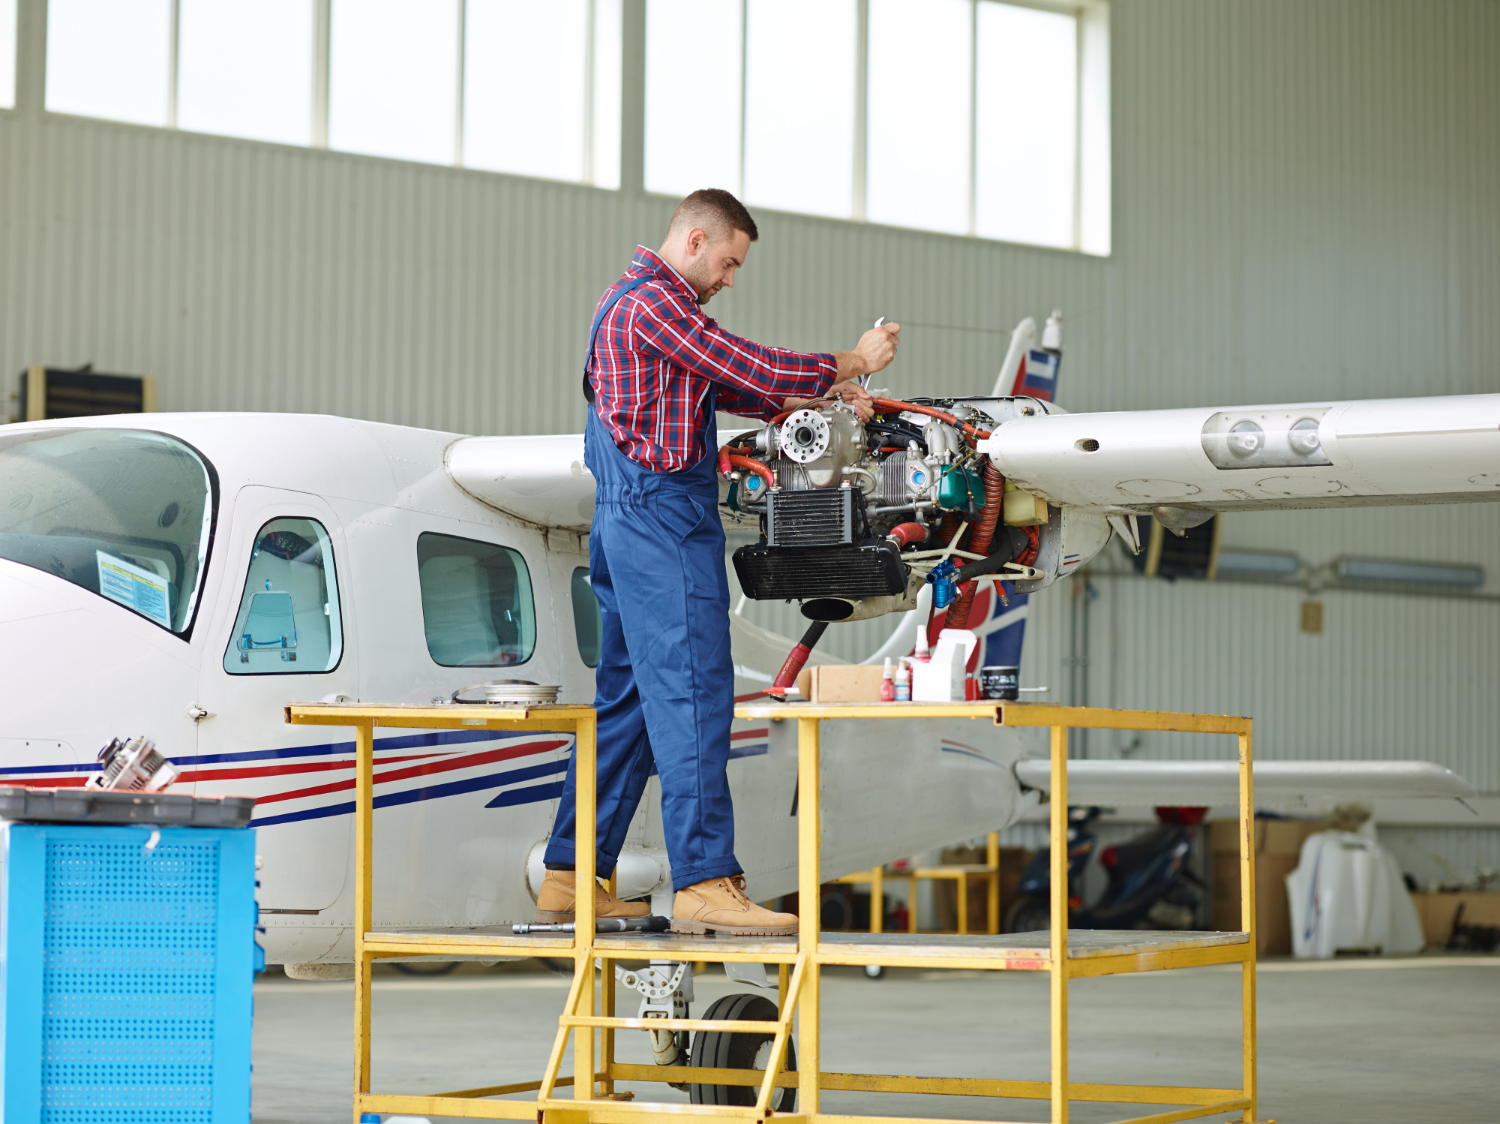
[[894, 658, 911, 702]]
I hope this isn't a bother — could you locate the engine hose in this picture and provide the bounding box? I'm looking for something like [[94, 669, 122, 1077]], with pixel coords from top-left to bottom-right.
[[1018, 525, 1040, 567], [885, 522, 929, 548], [720, 450, 777, 492], [771, 620, 829, 694], [942, 460, 1006, 630], [872, 398, 992, 443]]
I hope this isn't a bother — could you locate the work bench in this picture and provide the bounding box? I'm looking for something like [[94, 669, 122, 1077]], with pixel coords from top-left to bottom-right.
[[286, 700, 1264, 1124]]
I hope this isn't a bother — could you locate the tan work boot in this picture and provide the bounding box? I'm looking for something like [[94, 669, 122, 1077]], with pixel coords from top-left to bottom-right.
[[671, 874, 798, 936], [533, 869, 652, 923]]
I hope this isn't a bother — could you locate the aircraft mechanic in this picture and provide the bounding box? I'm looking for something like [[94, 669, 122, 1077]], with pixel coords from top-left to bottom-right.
[[540, 188, 902, 937]]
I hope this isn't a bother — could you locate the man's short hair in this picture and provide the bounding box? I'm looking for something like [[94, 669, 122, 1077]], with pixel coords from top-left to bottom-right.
[[667, 189, 759, 244]]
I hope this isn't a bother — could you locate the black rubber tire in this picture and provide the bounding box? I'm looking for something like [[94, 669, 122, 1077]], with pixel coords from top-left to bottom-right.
[[688, 993, 796, 1111], [389, 960, 460, 976], [1005, 898, 1052, 933]]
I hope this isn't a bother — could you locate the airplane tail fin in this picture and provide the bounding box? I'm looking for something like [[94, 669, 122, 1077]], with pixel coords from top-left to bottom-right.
[[992, 310, 1064, 403]]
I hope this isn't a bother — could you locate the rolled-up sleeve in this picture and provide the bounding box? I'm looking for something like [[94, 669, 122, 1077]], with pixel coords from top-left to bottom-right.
[[632, 296, 836, 421]]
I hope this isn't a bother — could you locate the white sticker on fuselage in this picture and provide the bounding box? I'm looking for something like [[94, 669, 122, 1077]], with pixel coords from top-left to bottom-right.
[[96, 551, 171, 629]]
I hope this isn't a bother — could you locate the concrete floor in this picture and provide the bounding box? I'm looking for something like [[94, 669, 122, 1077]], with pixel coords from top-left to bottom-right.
[[253, 956, 1499, 1123]]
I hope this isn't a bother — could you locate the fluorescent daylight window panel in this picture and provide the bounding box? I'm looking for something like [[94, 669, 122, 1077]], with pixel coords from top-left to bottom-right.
[[866, 0, 971, 235], [46, 0, 171, 125], [645, 0, 742, 197], [591, 0, 623, 189], [743, 0, 855, 219], [0, 0, 15, 109], [177, 0, 314, 145], [329, 0, 458, 165], [465, 0, 587, 181], [975, 1, 1078, 248]]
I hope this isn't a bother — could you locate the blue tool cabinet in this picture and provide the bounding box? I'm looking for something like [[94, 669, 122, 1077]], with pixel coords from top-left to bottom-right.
[[0, 822, 258, 1123]]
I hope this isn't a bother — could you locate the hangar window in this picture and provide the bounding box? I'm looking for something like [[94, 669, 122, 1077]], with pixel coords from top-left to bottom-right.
[[46, 0, 172, 126], [0, 0, 15, 109], [644, 0, 1110, 254], [177, 0, 314, 146], [224, 518, 344, 674], [0, 428, 216, 636], [417, 533, 536, 667], [571, 567, 602, 669], [465, 0, 622, 188], [328, 0, 459, 165]]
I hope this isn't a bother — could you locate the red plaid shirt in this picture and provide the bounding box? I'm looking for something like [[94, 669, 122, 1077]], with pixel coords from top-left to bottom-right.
[[588, 247, 837, 472]]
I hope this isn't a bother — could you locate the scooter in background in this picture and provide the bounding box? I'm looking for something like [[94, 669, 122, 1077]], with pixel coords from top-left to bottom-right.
[[1005, 806, 1206, 932]]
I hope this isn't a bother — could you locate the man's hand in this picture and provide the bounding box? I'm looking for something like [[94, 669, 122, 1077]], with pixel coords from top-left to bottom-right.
[[833, 322, 900, 386], [782, 380, 875, 421]]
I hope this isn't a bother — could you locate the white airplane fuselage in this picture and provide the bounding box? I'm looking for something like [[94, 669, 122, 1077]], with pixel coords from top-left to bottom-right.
[[0, 412, 1043, 965]]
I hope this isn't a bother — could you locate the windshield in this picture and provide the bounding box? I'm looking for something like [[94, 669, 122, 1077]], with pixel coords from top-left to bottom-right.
[[0, 428, 217, 634]]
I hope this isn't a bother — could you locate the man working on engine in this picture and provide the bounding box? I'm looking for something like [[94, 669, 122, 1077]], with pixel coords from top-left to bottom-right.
[[537, 188, 900, 935]]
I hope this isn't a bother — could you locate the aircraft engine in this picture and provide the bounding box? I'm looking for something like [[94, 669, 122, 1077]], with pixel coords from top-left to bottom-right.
[[721, 395, 1105, 624]]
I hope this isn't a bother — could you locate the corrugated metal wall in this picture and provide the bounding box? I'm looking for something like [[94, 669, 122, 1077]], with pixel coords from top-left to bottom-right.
[[1, 0, 1497, 870]]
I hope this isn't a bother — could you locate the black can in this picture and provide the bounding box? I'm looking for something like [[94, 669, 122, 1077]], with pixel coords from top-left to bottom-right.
[[978, 665, 1020, 701]]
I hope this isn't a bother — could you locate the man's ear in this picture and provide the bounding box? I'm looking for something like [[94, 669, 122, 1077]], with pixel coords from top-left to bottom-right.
[[686, 227, 707, 255]]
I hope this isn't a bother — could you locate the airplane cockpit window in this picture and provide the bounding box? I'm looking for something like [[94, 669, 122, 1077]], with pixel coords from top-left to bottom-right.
[[0, 427, 216, 635], [417, 533, 535, 667], [223, 518, 344, 674], [570, 567, 601, 669]]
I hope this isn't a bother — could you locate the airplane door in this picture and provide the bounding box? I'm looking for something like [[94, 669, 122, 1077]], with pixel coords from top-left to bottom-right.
[[195, 486, 360, 912]]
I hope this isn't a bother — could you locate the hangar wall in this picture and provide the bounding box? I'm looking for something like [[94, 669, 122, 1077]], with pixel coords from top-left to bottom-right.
[[1, 1, 1497, 863]]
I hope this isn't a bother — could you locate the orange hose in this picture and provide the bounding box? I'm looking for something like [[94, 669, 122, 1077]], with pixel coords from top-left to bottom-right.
[[871, 398, 992, 442], [943, 460, 1006, 630], [724, 452, 776, 492]]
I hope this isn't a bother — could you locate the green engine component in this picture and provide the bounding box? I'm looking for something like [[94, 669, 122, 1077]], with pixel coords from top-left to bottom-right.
[[938, 466, 986, 514]]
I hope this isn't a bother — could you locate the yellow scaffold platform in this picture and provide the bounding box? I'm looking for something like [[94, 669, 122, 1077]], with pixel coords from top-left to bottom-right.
[[286, 699, 1267, 1124]]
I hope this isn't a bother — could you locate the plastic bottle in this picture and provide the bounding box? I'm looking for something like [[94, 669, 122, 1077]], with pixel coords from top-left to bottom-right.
[[914, 626, 931, 663], [894, 659, 911, 702], [880, 657, 895, 702]]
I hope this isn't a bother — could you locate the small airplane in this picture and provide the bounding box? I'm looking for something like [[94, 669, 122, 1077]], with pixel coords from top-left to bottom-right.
[[0, 312, 1483, 975]]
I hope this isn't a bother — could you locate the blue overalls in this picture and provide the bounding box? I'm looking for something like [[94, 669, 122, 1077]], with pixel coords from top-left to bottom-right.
[[544, 280, 742, 892]]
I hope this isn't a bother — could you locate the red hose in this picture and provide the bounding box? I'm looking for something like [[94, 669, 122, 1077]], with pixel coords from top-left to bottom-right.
[[1018, 525, 1040, 566], [943, 460, 1005, 630], [872, 398, 992, 442], [885, 522, 928, 547], [720, 450, 776, 492], [771, 621, 829, 695]]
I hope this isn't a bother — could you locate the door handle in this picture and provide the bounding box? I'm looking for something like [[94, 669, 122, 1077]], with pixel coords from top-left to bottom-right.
[[185, 705, 214, 722]]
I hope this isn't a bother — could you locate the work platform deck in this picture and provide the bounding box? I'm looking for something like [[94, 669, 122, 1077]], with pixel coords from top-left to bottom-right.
[[287, 699, 1265, 1124], [367, 927, 1250, 973]]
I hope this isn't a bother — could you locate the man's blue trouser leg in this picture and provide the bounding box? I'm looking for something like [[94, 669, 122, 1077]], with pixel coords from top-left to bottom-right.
[[544, 458, 742, 892]]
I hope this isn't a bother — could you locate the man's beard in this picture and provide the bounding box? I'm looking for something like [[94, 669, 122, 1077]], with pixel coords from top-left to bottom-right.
[[679, 258, 715, 303]]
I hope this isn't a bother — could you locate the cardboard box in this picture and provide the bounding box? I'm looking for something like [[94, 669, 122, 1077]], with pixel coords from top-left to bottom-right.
[[1410, 891, 1500, 947], [794, 663, 886, 703], [1209, 818, 1331, 956]]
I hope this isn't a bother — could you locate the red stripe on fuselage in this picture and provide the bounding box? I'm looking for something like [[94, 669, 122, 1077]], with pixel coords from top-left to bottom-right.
[[252, 738, 568, 806], [174, 751, 444, 786]]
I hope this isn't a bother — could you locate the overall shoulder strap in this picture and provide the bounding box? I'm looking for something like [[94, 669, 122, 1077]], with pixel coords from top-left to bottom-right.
[[582, 274, 654, 405]]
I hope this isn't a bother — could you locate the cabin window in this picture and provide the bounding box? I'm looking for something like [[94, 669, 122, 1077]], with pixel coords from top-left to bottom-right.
[[223, 518, 344, 674], [570, 567, 602, 668], [0, 427, 216, 636], [417, 533, 536, 667]]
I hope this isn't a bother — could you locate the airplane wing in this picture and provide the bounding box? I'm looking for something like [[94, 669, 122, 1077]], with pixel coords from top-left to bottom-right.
[[1013, 758, 1477, 811], [445, 434, 594, 531], [981, 393, 1500, 520], [445, 429, 756, 532]]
